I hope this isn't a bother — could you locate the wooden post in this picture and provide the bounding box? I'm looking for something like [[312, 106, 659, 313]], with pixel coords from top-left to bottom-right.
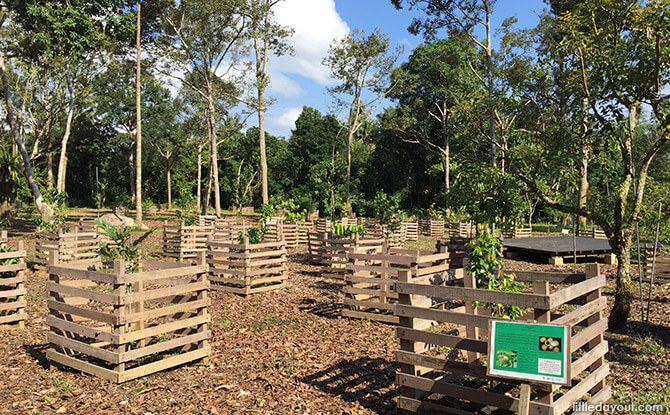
[[113, 259, 126, 374], [464, 271, 480, 363], [397, 269, 420, 407], [17, 240, 25, 329], [585, 263, 605, 394], [243, 237, 251, 295], [518, 383, 531, 415], [532, 280, 553, 404]]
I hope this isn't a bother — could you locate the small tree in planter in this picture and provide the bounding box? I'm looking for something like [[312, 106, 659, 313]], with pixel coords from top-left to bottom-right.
[[466, 224, 525, 319], [208, 224, 287, 295], [46, 219, 210, 383], [371, 190, 405, 247], [95, 219, 155, 272]]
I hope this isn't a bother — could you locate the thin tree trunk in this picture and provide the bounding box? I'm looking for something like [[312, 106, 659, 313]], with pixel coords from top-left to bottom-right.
[[61, 154, 67, 192], [258, 89, 268, 205], [486, 5, 496, 168], [196, 134, 203, 211], [167, 167, 171, 210], [345, 116, 354, 211], [135, 0, 143, 226], [57, 67, 74, 192], [0, 53, 53, 220], [129, 150, 136, 205], [46, 147, 53, 189], [578, 97, 590, 229], [206, 92, 221, 216]]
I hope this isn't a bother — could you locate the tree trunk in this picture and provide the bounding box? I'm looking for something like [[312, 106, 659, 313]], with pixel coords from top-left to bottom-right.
[[578, 97, 590, 229], [206, 92, 221, 216], [167, 167, 172, 210], [345, 121, 354, 211], [258, 89, 269, 205], [60, 154, 67, 192], [135, 0, 143, 226], [485, 6, 496, 169], [610, 239, 634, 330], [46, 148, 53, 189], [196, 135, 203, 212], [56, 67, 74, 193], [129, 150, 136, 205], [0, 53, 53, 220]]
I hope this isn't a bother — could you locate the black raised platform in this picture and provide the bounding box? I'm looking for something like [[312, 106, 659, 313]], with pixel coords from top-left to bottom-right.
[[503, 236, 613, 257]]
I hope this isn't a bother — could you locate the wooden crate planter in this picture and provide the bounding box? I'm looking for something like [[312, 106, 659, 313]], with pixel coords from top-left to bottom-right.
[[207, 237, 287, 295], [503, 225, 533, 238], [307, 232, 384, 279], [196, 214, 218, 226], [144, 206, 158, 215], [162, 221, 213, 261], [212, 219, 253, 241], [315, 219, 332, 233], [240, 206, 254, 215], [643, 252, 670, 283], [367, 224, 407, 247], [403, 220, 419, 241], [395, 264, 610, 415], [297, 221, 313, 245], [264, 220, 300, 249], [448, 221, 477, 237], [578, 228, 607, 239], [36, 225, 100, 268], [0, 240, 27, 327], [46, 255, 211, 383], [420, 219, 445, 237], [343, 245, 451, 324]]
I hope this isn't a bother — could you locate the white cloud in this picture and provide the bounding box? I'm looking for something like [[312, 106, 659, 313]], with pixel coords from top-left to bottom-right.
[[273, 107, 303, 130], [268, 70, 304, 97], [272, 0, 350, 87]]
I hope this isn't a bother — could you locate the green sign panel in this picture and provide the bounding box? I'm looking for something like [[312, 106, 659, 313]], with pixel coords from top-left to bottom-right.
[[487, 321, 570, 385]]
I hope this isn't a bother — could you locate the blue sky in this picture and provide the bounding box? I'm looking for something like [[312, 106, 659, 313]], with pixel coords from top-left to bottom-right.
[[260, 0, 549, 138]]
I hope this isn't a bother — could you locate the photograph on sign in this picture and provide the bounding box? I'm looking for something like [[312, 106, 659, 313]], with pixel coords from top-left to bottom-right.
[[487, 321, 570, 385]]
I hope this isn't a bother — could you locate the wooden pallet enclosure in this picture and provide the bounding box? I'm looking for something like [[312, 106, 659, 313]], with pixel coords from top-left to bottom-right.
[[643, 252, 670, 283], [207, 237, 288, 295], [162, 221, 213, 261], [307, 232, 383, 279], [46, 255, 211, 383], [36, 223, 100, 268], [420, 219, 445, 237], [0, 241, 27, 327], [344, 245, 451, 324], [403, 220, 419, 241], [503, 225, 533, 239], [395, 265, 610, 415]]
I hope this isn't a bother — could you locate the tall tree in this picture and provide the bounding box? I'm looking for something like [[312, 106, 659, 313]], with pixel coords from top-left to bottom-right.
[[503, 0, 670, 328], [324, 28, 401, 212], [160, 0, 249, 216], [0, 0, 133, 220], [243, 0, 293, 206], [387, 36, 480, 200], [391, 0, 499, 168]]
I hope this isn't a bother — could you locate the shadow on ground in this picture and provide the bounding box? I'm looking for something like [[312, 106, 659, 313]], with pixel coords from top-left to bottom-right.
[[300, 356, 398, 415]]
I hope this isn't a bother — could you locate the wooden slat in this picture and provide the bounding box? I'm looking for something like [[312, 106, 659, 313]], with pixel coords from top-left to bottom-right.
[[47, 299, 117, 325], [571, 318, 608, 353], [47, 281, 117, 305], [549, 276, 606, 308], [553, 364, 610, 415], [572, 341, 608, 375], [118, 330, 210, 362], [396, 327, 487, 353], [396, 282, 550, 309], [552, 297, 607, 326], [396, 305, 497, 329]]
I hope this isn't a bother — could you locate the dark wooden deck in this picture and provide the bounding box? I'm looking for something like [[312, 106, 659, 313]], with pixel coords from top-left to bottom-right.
[[503, 236, 613, 256]]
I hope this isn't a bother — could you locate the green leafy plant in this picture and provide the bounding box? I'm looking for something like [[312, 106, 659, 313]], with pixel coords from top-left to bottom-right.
[[176, 209, 197, 226], [0, 246, 19, 278], [95, 220, 154, 272], [262, 197, 307, 223], [466, 224, 525, 319], [371, 190, 404, 243], [33, 189, 70, 233], [0, 217, 11, 229], [237, 226, 267, 244], [333, 223, 366, 237]]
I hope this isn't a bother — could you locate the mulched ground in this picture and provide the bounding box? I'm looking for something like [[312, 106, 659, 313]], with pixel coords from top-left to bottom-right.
[[0, 220, 668, 414]]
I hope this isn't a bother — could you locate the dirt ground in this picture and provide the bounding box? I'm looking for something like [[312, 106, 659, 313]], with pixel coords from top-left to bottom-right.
[[0, 217, 668, 414]]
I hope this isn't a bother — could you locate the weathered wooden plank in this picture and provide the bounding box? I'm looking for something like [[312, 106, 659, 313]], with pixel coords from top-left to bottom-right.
[[396, 282, 550, 309], [396, 327, 488, 353], [395, 305, 497, 329], [552, 297, 607, 326], [553, 364, 610, 415], [549, 276, 606, 308]]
